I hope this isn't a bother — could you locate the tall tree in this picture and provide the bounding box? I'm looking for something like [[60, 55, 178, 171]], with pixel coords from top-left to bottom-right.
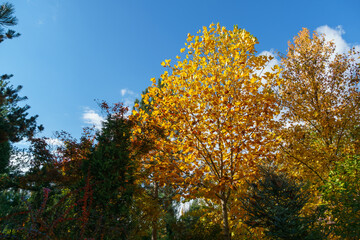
[[134, 23, 281, 239], [0, 7, 43, 236], [277, 28, 360, 183], [84, 102, 137, 239], [0, 8, 43, 234], [0, 2, 42, 174]]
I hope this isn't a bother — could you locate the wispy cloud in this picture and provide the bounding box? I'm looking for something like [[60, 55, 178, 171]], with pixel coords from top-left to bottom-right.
[[120, 88, 135, 97], [82, 108, 104, 130], [120, 88, 139, 110]]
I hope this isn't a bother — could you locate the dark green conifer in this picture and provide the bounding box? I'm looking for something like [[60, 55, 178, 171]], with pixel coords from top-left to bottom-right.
[[241, 165, 323, 239]]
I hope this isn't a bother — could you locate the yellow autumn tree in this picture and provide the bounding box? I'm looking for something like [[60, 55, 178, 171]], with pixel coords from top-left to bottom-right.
[[133, 23, 281, 239], [278, 28, 360, 184]]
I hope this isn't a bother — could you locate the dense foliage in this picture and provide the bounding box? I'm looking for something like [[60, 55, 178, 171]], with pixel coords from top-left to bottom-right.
[[241, 165, 325, 239], [321, 155, 360, 238]]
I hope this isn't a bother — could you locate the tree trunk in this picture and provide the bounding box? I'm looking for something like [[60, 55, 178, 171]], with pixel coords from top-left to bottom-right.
[[221, 198, 231, 240], [151, 182, 159, 240]]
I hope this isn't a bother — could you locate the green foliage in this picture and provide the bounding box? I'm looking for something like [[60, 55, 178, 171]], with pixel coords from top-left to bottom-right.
[[0, 3, 47, 238], [172, 200, 222, 240], [321, 155, 360, 239], [0, 189, 28, 238], [0, 2, 20, 43], [0, 3, 37, 144], [0, 141, 10, 174], [0, 2, 42, 144], [241, 165, 323, 240], [0, 2, 43, 145], [81, 102, 136, 239], [0, 103, 139, 239], [0, 74, 43, 144]]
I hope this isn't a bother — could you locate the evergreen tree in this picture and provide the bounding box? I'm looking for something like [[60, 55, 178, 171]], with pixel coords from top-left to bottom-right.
[[0, 2, 20, 43], [0, 3, 44, 237], [0, 2, 43, 173], [0, 74, 43, 145], [0, 141, 10, 174], [241, 165, 323, 240], [83, 102, 136, 239]]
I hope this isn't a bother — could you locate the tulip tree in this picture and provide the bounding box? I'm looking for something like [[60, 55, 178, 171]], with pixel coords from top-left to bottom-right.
[[133, 23, 281, 239]]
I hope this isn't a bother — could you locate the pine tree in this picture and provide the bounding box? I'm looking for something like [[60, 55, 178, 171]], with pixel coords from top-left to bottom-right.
[[241, 165, 323, 239], [0, 2, 20, 43], [0, 3, 43, 174]]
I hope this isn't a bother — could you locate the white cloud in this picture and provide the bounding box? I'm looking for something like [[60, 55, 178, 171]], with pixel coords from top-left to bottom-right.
[[316, 25, 360, 55], [120, 88, 135, 97], [82, 108, 104, 130]]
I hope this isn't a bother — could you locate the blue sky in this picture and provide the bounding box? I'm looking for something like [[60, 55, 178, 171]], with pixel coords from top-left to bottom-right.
[[1, 0, 359, 141]]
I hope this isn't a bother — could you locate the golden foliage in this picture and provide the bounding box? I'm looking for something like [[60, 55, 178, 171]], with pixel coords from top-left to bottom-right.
[[278, 28, 360, 183], [133, 23, 282, 237]]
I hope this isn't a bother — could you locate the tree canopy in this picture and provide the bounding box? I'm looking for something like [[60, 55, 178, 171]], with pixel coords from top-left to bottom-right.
[[133, 23, 282, 239]]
